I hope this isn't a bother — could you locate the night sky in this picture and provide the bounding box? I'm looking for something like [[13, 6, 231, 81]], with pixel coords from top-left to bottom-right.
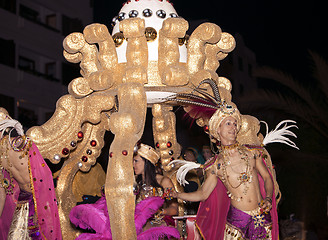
[[94, 0, 327, 77]]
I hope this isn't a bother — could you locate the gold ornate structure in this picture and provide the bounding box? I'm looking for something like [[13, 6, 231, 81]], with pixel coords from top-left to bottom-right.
[[23, 1, 251, 239]]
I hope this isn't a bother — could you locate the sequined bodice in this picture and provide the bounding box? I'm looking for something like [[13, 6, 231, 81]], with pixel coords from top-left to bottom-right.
[[135, 184, 163, 203]]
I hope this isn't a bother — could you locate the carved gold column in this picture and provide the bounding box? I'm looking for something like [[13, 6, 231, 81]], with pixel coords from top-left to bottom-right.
[[106, 83, 147, 240], [105, 17, 148, 240], [152, 104, 185, 233]]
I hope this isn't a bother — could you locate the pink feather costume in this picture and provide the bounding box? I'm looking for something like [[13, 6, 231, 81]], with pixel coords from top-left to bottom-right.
[[70, 195, 180, 239]]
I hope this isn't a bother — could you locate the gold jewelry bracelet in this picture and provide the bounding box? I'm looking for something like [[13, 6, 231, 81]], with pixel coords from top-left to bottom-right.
[[265, 197, 272, 204]]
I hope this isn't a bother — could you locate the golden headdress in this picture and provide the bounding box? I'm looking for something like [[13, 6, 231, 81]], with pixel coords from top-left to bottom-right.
[[137, 143, 160, 165], [208, 102, 241, 141]]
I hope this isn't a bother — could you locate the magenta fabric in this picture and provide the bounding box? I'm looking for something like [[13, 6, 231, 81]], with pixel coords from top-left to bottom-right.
[[29, 142, 62, 240], [195, 179, 230, 240], [226, 205, 272, 239], [0, 171, 19, 240]]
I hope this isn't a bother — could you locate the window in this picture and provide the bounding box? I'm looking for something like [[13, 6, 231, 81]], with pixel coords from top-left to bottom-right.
[[62, 15, 83, 36], [89, 0, 94, 8], [238, 57, 243, 71], [46, 14, 57, 29], [239, 84, 244, 96], [19, 4, 39, 22], [18, 56, 35, 72], [0, 94, 15, 117], [45, 62, 56, 78], [228, 53, 233, 64], [248, 64, 253, 77], [18, 107, 38, 128], [0, 0, 16, 13], [0, 38, 15, 67]]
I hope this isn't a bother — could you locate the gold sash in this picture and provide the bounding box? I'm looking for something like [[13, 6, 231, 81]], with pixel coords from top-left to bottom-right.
[[8, 201, 31, 240]]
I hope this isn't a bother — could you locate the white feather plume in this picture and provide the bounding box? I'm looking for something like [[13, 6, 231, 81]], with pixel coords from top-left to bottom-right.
[[0, 118, 25, 139], [168, 160, 201, 186], [261, 120, 299, 150]]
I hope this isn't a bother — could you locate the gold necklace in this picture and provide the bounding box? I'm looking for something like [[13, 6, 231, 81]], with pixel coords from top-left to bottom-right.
[[221, 146, 253, 202], [220, 141, 240, 151]]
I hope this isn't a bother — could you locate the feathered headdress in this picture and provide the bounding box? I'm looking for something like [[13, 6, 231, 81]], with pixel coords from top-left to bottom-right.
[[164, 78, 242, 142], [165, 79, 299, 186], [165, 78, 222, 122]]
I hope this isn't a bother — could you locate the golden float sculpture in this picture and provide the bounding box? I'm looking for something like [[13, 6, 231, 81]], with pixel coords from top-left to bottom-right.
[[22, 0, 276, 239]]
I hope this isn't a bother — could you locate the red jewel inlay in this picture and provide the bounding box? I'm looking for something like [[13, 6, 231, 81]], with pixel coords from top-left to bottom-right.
[[109, 152, 113, 158], [204, 125, 209, 132], [156, 142, 160, 148], [77, 131, 84, 139], [167, 141, 172, 148], [82, 156, 88, 162], [90, 140, 97, 147], [122, 150, 128, 156], [62, 148, 69, 155]]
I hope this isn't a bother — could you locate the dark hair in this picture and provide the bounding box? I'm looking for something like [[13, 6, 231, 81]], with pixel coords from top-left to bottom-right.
[[136, 156, 162, 189], [185, 148, 197, 157]]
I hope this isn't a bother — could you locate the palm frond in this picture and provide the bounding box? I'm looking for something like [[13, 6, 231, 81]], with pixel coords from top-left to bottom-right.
[[239, 90, 328, 139], [254, 67, 320, 114], [309, 50, 328, 96]]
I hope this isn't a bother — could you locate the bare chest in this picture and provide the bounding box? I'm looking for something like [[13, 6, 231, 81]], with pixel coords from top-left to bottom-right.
[[216, 150, 257, 201]]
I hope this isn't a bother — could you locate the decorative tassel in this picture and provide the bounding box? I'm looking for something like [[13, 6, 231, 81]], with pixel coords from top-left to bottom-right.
[[261, 120, 299, 150], [0, 118, 24, 139], [169, 160, 201, 186]]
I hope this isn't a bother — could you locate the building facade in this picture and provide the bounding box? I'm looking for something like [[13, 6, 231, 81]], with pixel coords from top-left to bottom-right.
[[219, 33, 258, 101], [0, 0, 93, 128]]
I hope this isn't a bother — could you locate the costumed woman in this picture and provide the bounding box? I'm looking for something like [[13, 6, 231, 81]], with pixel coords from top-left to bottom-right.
[[0, 108, 62, 240], [69, 143, 180, 240]]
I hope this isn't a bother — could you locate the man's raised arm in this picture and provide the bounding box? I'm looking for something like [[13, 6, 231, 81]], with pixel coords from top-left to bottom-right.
[[174, 171, 218, 202]]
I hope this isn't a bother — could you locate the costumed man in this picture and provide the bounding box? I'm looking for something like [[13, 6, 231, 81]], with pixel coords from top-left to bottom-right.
[[0, 108, 62, 240], [170, 101, 298, 240]]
